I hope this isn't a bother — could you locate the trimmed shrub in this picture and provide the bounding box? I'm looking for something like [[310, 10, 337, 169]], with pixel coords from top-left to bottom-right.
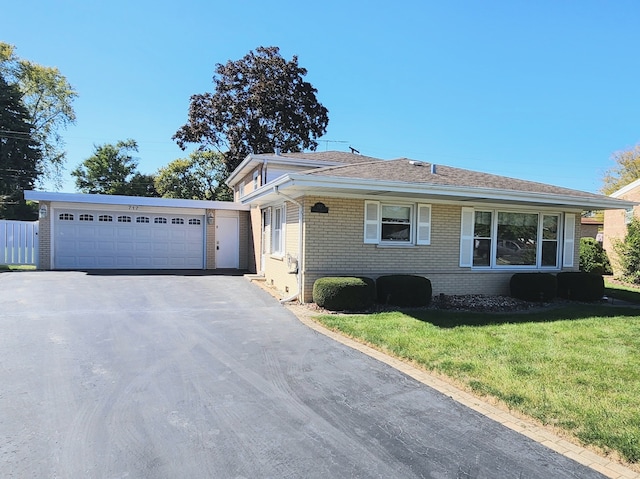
[[557, 272, 604, 302], [312, 277, 375, 311], [579, 237, 612, 275], [510, 273, 557, 301], [376, 275, 432, 307]]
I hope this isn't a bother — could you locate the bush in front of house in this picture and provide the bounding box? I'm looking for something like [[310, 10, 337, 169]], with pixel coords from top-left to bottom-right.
[[579, 237, 612, 275], [376, 275, 432, 307], [312, 277, 376, 311], [556, 272, 604, 302], [510, 273, 557, 301], [613, 217, 640, 284]]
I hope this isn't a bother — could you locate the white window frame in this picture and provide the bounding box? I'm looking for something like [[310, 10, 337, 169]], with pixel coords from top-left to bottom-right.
[[253, 170, 260, 190], [363, 201, 430, 245], [460, 208, 568, 269], [239, 181, 245, 198], [271, 205, 285, 256]]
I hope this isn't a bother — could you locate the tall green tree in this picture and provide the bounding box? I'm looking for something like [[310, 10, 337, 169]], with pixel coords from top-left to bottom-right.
[[71, 139, 158, 197], [0, 42, 77, 187], [155, 150, 232, 201], [173, 46, 329, 173], [0, 73, 41, 219], [601, 144, 640, 195]]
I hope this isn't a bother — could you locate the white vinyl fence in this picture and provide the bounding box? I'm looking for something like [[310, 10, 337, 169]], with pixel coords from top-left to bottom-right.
[[0, 220, 39, 266]]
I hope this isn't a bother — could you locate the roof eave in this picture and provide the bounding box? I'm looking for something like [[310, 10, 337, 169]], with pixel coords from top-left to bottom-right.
[[238, 175, 637, 210], [24, 190, 250, 211]]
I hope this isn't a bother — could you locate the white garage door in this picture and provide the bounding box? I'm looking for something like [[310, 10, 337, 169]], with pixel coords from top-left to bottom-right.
[[53, 209, 205, 269]]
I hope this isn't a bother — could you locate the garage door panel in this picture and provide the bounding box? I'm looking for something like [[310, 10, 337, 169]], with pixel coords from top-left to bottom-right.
[[54, 210, 204, 269]]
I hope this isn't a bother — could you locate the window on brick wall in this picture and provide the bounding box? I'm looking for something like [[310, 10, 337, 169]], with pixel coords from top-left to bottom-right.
[[272, 205, 285, 255], [364, 201, 430, 245], [460, 208, 567, 269]]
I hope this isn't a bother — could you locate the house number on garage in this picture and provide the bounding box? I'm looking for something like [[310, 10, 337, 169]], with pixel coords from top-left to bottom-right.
[[128, 205, 140, 210]]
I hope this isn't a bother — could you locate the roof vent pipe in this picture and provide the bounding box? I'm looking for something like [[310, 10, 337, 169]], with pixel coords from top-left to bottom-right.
[[430, 164, 437, 174]]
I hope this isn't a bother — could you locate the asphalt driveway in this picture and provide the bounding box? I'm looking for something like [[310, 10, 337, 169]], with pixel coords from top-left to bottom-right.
[[0, 271, 606, 478]]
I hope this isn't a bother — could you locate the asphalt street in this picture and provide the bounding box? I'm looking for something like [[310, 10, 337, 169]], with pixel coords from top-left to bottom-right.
[[0, 271, 606, 478]]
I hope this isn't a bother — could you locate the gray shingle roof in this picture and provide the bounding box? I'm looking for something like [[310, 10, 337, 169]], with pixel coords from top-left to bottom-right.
[[269, 151, 382, 165], [301, 158, 607, 200]]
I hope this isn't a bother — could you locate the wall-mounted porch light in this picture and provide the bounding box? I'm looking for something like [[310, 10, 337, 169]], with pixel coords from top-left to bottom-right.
[[39, 204, 48, 219], [207, 212, 214, 225]]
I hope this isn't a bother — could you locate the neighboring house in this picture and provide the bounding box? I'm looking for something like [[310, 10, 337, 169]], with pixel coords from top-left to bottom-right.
[[580, 216, 603, 242], [23, 191, 251, 271], [226, 151, 635, 302], [602, 178, 640, 275]]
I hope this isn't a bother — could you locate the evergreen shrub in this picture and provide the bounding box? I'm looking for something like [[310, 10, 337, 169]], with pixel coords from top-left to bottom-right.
[[312, 277, 375, 311], [510, 273, 557, 301], [376, 275, 432, 307], [557, 272, 604, 302]]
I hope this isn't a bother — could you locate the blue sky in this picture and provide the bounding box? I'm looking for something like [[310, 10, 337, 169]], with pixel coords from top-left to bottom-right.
[[4, 0, 640, 194]]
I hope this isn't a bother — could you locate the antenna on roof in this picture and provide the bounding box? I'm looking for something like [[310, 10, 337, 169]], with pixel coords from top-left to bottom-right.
[[349, 146, 360, 154], [317, 140, 348, 151]]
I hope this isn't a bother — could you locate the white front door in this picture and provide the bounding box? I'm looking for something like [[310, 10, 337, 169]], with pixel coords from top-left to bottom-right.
[[215, 216, 239, 269]]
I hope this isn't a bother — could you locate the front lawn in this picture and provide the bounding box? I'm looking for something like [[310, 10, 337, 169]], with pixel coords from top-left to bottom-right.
[[605, 278, 640, 304], [314, 304, 640, 465]]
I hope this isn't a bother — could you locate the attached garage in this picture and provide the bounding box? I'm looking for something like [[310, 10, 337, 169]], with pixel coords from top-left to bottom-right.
[[24, 191, 251, 271], [54, 208, 205, 269]]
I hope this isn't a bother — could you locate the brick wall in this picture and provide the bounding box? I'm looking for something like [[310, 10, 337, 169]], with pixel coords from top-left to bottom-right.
[[38, 201, 51, 269], [297, 196, 581, 302], [603, 185, 640, 275], [263, 200, 300, 297]]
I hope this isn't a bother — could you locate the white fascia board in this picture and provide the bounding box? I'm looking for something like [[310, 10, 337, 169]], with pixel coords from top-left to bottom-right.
[[611, 178, 640, 198], [239, 174, 637, 210], [226, 153, 346, 187], [225, 155, 261, 186], [238, 175, 293, 205], [24, 190, 250, 211]]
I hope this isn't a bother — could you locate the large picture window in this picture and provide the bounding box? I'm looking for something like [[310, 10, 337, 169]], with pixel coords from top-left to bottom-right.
[[468, 209, 561, 268]]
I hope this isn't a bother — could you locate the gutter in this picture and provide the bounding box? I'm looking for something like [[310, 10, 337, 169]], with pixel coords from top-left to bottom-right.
[[274, 185, 304, 304]]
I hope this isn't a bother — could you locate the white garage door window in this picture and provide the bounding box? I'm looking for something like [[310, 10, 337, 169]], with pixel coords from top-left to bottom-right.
[[53, 210, 205, 269]]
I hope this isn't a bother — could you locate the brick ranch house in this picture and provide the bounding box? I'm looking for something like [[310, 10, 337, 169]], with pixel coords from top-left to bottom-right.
[[227, 151, 635, 303], [603, 178, 640, 275]]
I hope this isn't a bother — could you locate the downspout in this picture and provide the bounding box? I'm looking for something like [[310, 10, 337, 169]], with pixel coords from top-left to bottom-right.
[[275, 185, 304, 303]]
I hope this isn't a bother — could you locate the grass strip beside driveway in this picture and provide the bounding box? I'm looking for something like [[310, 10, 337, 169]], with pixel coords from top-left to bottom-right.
[[314, 305, 640, 465]]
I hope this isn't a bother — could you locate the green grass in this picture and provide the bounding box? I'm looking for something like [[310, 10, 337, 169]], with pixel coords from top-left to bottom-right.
[[0, 264, 36, 271], [314, 305, 640, 464], [605, 279, 640, 304]]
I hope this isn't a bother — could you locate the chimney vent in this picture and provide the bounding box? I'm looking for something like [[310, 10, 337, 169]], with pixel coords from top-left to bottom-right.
[[430, 164, 437, 174]]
